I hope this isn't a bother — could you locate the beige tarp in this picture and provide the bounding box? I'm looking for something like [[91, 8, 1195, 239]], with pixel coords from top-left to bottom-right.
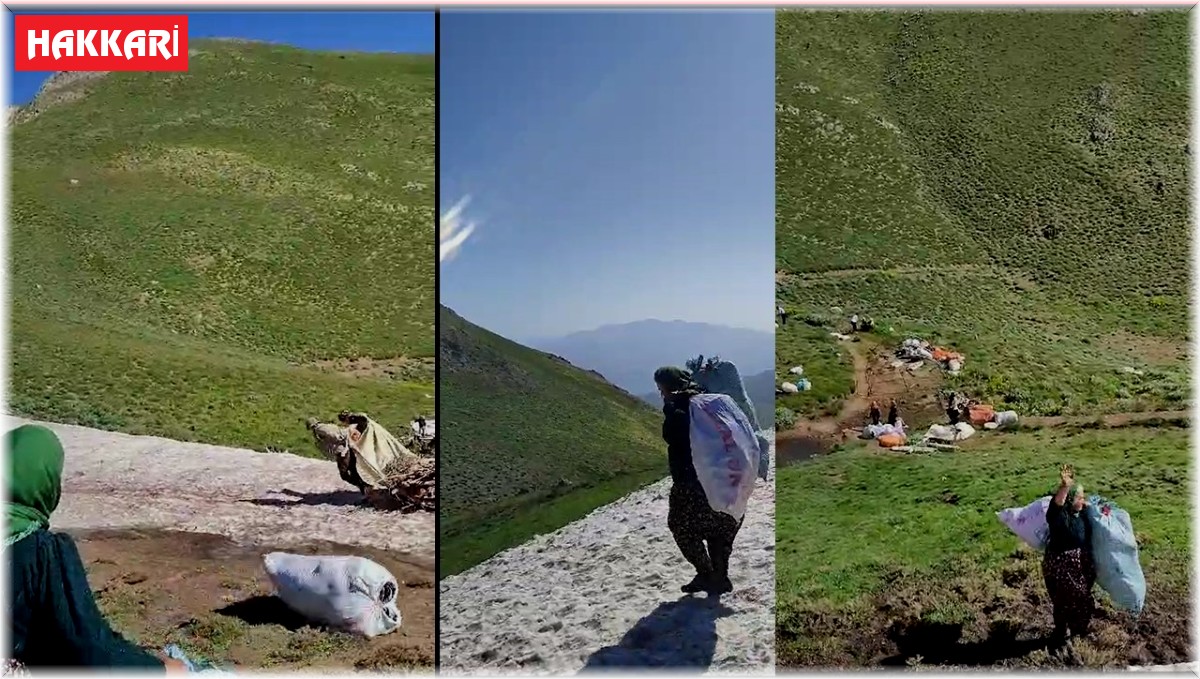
[[348, 418, 415, 489]]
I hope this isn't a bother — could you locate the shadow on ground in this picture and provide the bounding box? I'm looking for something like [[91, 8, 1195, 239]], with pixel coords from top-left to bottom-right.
[[244, 488, 365, 508], [580, 596, 735, 671], [881, 618, 1052, 666], [217, 596, 313, 631]]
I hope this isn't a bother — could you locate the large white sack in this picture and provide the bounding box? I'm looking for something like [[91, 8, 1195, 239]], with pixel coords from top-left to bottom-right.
[[1086, 499, 1147, 614], [263, 553, 402, 637], [993, 411, 1019, 428], [863, 423, 888, 440], [925, 424, 957, 441], [688, 393, 759, 521], [996, 496, 1051, 550]]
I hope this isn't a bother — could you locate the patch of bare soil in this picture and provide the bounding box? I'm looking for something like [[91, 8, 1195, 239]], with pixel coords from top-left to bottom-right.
[[1099, 331, 1189, 365], [1022, 411, 1191, 430], [306, 356, 435, 384], [778, 338, 945, 467], [778, 552, 1192, 669], [78, 528, 433, 671]]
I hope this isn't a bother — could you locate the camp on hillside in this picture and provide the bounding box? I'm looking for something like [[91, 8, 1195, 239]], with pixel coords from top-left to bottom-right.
[[774, 8, 1189, 669]]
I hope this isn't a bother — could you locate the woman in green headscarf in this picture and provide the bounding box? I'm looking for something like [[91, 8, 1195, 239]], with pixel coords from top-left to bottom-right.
[[1043, 463, 1096, 648], [6, 424, 183, 671], [654, 366, 743, 596]]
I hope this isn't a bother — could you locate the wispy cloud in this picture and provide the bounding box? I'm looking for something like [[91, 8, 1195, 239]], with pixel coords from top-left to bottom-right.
[[440, 196, 478, 263]]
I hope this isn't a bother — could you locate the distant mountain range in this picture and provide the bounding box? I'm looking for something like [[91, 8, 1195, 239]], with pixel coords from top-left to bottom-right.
[[529, 319, 774, 398]]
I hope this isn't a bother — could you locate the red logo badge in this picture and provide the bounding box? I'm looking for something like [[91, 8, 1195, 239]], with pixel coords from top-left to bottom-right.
[[14, 15, 188, 72]]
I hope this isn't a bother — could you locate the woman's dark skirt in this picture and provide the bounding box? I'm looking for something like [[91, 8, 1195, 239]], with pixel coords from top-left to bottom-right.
[[1042, 547, 1096, 637]]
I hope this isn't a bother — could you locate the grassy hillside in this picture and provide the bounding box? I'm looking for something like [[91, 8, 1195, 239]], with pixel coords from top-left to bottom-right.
[[10, 40, 435, 454], [776, 10, 1189, 417], [775, 11, 1191, 668], [439, 306, 667, 575], [776, 425, 1191, 668]]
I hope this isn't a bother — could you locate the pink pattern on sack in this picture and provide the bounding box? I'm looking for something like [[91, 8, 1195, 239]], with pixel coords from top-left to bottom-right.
[[697, 397, 746, 487]]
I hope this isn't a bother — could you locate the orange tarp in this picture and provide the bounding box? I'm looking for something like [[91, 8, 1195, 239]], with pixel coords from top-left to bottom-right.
[[878, 433, 907, 448], [931, 346, 964, 362], [968, 405, 995, 426]]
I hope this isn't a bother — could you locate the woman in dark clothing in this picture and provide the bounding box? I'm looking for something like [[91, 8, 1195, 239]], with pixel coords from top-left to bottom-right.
[[654, 366, 743, 596], [1044, 464, 1096, 647], [887, 399, 899, 426], [869, 401, 882, 426], [6, 425, 185, 672]]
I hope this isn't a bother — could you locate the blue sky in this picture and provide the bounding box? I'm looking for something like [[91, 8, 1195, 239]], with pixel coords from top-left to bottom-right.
[[7, 10, 433, 104], [440, 11, 775, 341]]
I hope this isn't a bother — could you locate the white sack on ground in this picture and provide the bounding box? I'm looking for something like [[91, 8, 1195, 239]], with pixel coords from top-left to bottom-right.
[[263, 553, 402, 637]]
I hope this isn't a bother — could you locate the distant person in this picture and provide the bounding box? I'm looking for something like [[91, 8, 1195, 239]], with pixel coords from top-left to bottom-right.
[[849, 314, 860, 332], [887, 399, 899, 426], [869, 401, 881, 426], [777, 305, 788, 326], [5, 424, 186, 672], [1044, 464, 1096, 648], [944, 392, 962, 425], [654, 366, 742, 596]]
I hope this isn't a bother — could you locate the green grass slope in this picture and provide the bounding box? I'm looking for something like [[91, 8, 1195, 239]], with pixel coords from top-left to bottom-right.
[[776, 10, 1189, 417], [776, 425, 1191, 667], [439, 306, 667, 575], [10, 40, 434, 454]]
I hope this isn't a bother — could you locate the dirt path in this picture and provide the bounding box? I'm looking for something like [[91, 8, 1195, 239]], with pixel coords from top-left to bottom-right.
[[439, 446, 777, 675], [5, 416, 436, 670], [1021, 411, 1190, 428]]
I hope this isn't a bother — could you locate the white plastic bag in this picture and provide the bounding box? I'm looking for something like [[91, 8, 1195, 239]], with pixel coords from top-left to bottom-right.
[[924, 424, 954, 441], [996, 496, 1051, 550], [688, 393, 759, 521], [993, 411, 1019, 428], [263, 553, 402, 637], [1086, 499, 1147, 614], [863, 423, 887, 439]]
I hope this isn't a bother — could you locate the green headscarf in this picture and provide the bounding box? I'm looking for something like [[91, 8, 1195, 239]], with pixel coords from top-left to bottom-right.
[[6, 424, 65, 547], [653, 366, 696, 393]]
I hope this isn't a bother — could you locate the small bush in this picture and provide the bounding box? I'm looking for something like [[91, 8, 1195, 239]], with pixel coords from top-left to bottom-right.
[[776, 406, 798, 429]]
